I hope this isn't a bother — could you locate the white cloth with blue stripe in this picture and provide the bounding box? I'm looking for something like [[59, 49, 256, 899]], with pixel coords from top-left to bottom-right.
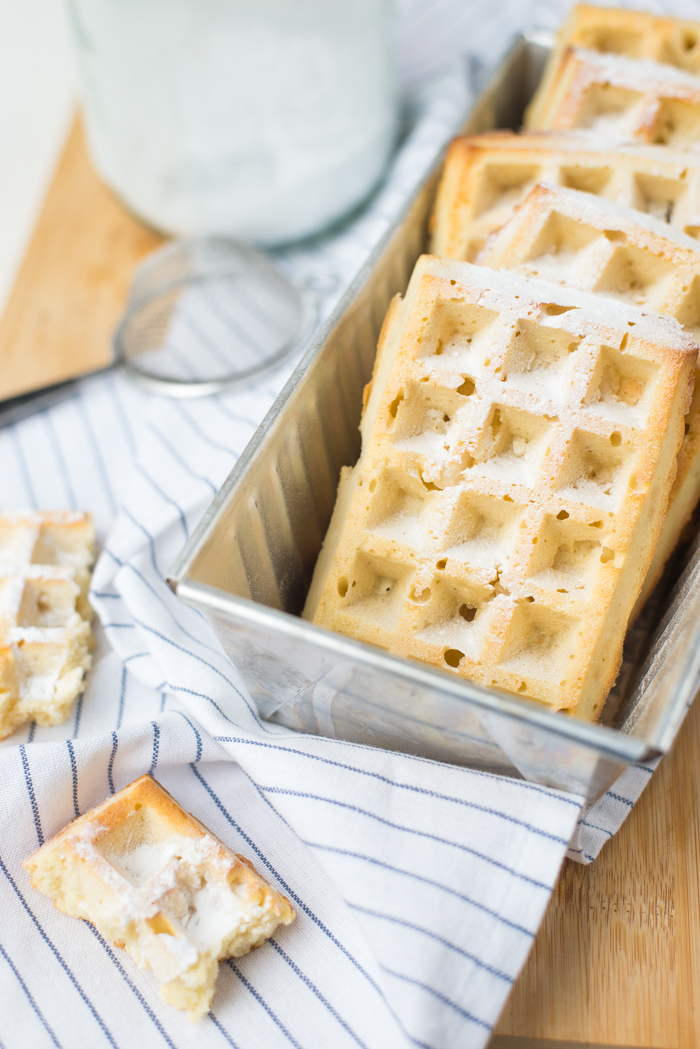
[[1, 1, 696, 1045]]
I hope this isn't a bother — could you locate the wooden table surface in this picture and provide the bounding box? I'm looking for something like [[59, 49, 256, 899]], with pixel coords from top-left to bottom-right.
[[6, 115, 700, 1049], [0, 118, 163, 401]]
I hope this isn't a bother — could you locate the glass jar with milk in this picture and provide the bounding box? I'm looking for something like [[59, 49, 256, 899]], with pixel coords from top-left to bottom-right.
[[66, 0, 398, 244]]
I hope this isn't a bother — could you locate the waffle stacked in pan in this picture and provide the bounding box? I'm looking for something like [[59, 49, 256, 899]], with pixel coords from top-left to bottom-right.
[[24, 775, 295, 1022], [430, 132, 700, 263], [304, 258, 697, 720], [477, 183, 700, 607], [526, 46, 700, 147], [531, 4, 700, 125], [0, 511, 95, 739]]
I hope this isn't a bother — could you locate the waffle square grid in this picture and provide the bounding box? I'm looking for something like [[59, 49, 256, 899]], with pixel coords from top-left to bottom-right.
[[306, 259, 696, 720], [0, 511, 95, 739], [430, 132, 700, 263], [479, 181, 700, 607], [532, 4, 700, 112], [526, 48, 700, 149]]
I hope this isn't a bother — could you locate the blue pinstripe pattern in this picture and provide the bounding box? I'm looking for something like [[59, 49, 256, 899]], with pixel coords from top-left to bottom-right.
[[105, 379, 138, 458], [42, 412, 77, 508], [227, 961, 304, 1049], [116, 667, 127, 729], [208, 1013, 242, 1048], [147, 424, 217, 493], [213, 738, 575, 839], [74, 392, 117, 516], [72, 694, 84, 737], [307, 841, 535, 937], [268, 939, 368, 1049], [107, 732, 118, 794], [347, 904, 513, 983], [134, 463, 188, 540], [260, 787, 553, 890], [87, 927, 178, 1049], [0, 857, 118, 1047], [66, 740, 79, 818], [0, 941, 62, 1048], [20, 745, 43, 846], [381, 966, 490, 1031], [188, 766, 394, 1014], [149, 722, 160, 774], [172, 711, 203, 763], [9, 426, 37, 507]]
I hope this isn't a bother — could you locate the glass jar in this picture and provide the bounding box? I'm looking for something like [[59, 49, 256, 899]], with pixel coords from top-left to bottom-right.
[[66, 0, 398, 244]]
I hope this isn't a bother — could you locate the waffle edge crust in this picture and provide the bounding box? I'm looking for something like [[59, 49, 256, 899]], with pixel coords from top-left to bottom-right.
[[429, 131, 700, 264], [528, 4, 700, 130], [23, 775, 295, 1022], [303, 258, 697, 721], [0, 511, 95, 740]]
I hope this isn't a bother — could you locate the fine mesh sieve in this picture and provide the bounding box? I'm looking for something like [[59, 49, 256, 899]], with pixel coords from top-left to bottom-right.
[[114, 238, 318, 396]]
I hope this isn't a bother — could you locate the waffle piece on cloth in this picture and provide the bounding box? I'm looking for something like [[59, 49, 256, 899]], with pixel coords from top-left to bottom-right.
[[0, 511, 95, 739], [531, 5, 700, 125], [478, 182, 700, 608], [430, 131, 700, 263], [525, 48, 700, 148], [23, 773, 295, 1022], [303, 258, 697, 720]]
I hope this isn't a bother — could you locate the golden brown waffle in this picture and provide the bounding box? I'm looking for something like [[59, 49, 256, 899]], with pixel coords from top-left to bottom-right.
[[525, 47, 700, 148], [430, 132, 700, 263], [477, 182, 700, 609], [303, 258, 697, 720], [24, 775, 295, 1022], [0, 511, 95, 739], [531, 4, 700, 126]]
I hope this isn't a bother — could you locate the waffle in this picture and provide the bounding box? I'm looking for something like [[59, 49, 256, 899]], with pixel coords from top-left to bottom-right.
[[525, 47, 700, 149], [303, 257, 696, 720], [0, 511, 95, 739], [23, 774, 295, 1022], [477, 182, 700, 608], [530, 4, 700, 128], [430, 131, 700, 263]]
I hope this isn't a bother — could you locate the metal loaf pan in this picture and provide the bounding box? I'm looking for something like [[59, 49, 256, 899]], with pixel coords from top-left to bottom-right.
[[169, 33, 700, 803]]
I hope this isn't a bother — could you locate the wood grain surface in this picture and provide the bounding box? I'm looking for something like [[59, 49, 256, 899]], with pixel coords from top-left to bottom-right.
[[0, 116, 163, 401], [492, 688, 700, 1048], [5, 106, 698, 1049]]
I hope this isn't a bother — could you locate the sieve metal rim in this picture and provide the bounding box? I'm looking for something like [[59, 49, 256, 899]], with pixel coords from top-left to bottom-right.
[[113, 238, 319, 397]]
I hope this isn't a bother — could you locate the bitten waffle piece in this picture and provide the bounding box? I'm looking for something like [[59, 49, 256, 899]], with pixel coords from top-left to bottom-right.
[[530, 5, 700, 130], [0, 511, 95, 739], [430, 132, 700, 262], [23, 775, 295, 1022], [303, 258, 696, 720], [525, 48, 700, 148]]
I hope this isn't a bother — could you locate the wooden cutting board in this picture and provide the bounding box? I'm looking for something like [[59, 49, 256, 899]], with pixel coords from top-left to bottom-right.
[[0, 117, 163, 401], [5, 112, 700, 1049]]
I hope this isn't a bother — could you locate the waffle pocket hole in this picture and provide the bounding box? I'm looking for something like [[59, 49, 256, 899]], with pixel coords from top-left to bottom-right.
[[610, 431, 622, 447], [337, 577, 348, 597], [436, 559, 447, 570], [556, 510, 569, 520], [444, 649, 464, 668], [456, 376, 476, 396], [518, 681, 527, 693], [600, 547, 615, 564], [410, 585, 431, 604], [458, 603, 476, 622], [389, 391, 404, 419]]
